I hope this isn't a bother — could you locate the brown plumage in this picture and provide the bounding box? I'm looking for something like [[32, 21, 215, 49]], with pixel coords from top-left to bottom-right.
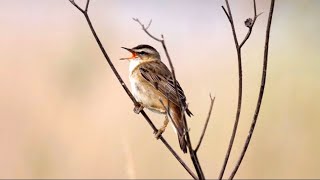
[[121, 44, 192, 153]]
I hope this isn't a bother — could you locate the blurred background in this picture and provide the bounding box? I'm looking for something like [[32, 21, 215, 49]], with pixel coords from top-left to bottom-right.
[[0, 0, 319, 178]]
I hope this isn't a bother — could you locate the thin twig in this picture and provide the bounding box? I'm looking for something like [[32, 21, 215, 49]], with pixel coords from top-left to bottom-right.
[[218, 0, 262, 179], [85, 0, 90, 12], [222, 6, 231, 23], [133, 18, 162, 42], [229, 0, 275, 179], [218, 1, 241, 179], [146, 19, 152, 30], [69, 0, 85, 13], [195, 95, 215, 153], [68, 1, 197, 179], [239, 0, 260, 48], [134, 18, 206, 180]]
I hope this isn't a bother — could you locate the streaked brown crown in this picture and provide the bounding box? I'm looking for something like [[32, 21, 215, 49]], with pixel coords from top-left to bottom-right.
[[131, 44, 160, 61]]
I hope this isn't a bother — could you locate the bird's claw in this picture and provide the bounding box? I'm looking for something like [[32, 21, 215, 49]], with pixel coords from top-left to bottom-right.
[[133, 103, 144, 114], [154, 128, 165, 140]]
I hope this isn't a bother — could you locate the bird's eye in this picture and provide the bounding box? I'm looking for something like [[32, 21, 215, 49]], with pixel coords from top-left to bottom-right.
[[139, 51, 147, 55]]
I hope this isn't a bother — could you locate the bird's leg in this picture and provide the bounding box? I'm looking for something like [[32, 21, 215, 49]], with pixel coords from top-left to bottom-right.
[[155, 115, 169, 139], [133, 103, 144, 114]]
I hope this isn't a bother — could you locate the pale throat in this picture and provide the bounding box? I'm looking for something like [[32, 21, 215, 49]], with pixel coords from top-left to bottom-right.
[[129, 59, 143, 74]]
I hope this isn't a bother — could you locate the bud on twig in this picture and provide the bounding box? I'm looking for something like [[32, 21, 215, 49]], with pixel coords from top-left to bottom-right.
[[245, 18, 253, 28]]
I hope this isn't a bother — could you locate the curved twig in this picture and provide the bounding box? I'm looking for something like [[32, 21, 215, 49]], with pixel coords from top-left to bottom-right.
[[229, 0, 275, 179], [239, 1, 262, 48], [133, 18, 162, 42], [218, 0, 262, 179], [68, 1, 197, 179], [195, 95, 215, 153], [218, 1, 242, 179]]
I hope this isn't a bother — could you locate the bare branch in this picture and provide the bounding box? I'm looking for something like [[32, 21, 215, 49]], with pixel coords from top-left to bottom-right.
[[257, 12, 264, 17], [159, 135, 198, 180], [229, 0, 275, 179], [69, 3, 197, 179], [223, 0, 239, 48], [253, 0, 257, 16], [219, 0, 261, 179], [195, 95, 215, 153], [239, 0, 262, 49], [141, 111, 198, 180], [133, 18, 163, 42], [222, 6, 231, 23], [85, 0, 90, 12], [69, 0, 85, 13], [219, 0, 271, 179], [146, 19, 152, 30], [218, 1, 242, 179]]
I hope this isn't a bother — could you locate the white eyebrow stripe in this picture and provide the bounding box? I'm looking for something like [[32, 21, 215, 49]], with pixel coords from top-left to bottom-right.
[[134, 48, 154, 54]]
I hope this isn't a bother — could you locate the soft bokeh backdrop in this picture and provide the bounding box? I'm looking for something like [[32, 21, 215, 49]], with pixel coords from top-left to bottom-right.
[[0, 0, 319, 178]]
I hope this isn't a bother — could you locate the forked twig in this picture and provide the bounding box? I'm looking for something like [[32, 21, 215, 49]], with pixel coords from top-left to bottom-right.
[[218, 0, 262, 179], [133, 18, 162, 42], [68, 1, 197, 179], [239, 0, 263, 49], [229, 0, 275, 179]]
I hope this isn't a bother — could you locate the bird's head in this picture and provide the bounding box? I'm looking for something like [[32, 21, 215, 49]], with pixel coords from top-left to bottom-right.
[[120, 44, 160, 62]]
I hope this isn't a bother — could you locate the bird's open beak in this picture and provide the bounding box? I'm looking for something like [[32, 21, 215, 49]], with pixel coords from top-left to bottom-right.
[[120, 47, 137, 60]]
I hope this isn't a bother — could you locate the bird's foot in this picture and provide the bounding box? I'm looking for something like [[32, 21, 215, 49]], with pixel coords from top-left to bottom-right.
[[154, 127, 165, 140], [133, 103, 144, 114]]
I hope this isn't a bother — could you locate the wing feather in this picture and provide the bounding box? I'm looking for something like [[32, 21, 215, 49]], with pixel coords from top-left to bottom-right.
[[139, 61, 189, 111]]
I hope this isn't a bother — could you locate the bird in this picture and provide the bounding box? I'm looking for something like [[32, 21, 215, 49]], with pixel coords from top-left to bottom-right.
[[120, 44, 193, 153]]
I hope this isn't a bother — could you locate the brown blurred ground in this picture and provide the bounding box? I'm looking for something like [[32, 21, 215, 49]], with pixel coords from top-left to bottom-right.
[[0, 0, 319, 178]]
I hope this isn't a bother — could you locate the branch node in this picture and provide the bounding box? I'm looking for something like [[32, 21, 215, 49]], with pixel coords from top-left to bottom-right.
[[69, 0, 85, 14], [132, 18, 143, 28]]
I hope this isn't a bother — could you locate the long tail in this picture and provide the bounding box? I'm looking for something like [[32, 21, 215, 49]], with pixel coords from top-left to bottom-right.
[[170, 105, 188, 153], [178, 132, 188, 153]]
